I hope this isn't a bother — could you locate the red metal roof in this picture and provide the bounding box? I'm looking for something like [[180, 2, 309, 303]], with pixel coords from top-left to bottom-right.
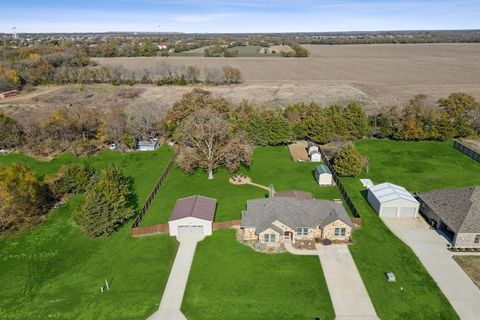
[[169, 195, 217, 222]]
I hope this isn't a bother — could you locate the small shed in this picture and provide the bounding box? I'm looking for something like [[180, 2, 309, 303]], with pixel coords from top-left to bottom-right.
[[315, 164, 334, 186], [310, 151, 322, 162], [138, 140, 159, 151], [168, 195, 217, 236], [367, 182, 419, 218], [307, 142, 319, 155]]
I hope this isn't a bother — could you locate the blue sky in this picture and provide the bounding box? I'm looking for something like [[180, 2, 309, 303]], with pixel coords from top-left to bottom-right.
[[1, 0, 479, 33]]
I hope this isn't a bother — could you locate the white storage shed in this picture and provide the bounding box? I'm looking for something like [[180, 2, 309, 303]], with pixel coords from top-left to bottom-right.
[[367, 182, 419, 218], [315, 164, 334, 186], [168, 195, 217, 236], [310, 151, 322, 162]]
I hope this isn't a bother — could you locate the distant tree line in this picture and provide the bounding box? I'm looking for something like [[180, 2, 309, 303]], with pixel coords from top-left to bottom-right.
[[0, 45, 242, 92]]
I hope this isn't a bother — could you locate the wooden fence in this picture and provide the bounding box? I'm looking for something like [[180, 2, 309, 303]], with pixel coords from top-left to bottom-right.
[[131, 153, 177, 228], [454, 140, 480, 163], [213, 220, 240, 230], [131, 224, 169, 237], [318, 147, 361, 218]]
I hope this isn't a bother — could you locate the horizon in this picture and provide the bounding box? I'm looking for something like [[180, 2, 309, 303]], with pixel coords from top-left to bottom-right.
[[1, 0, 479, 34]]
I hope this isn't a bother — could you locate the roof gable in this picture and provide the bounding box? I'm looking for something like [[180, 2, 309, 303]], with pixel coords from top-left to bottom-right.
[[315, 164, 331, 175], [169, 195, 217, 222], [369, 182, 418, 204]]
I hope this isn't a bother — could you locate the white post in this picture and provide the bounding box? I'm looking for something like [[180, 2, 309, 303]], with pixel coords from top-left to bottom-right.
[[105, 278, 110, 290]]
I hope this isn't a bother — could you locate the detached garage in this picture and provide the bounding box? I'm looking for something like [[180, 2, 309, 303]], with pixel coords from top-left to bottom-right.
[[168, 195, 217, 236], [367, 182, 419, 218]]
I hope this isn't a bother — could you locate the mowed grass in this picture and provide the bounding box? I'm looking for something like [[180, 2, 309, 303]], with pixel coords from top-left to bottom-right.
[[182, 230, 335, 320], [141, 146, 341, 225], [0, 147, 179, 319], [340, 140, 480, 320]]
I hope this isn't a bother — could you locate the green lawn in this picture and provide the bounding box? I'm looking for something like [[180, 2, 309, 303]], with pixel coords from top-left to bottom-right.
[[0, 147, 178, 319], [340, 140, 480, 320], [182, 230, 335, 320], [141, 146, 341, 225]]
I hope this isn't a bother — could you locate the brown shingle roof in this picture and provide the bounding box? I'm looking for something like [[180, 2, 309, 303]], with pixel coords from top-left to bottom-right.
[[418, 187, 480, 233], [169, 195, 217, 222]]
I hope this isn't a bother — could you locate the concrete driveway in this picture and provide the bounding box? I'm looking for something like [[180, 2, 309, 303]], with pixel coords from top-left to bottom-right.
[[148, 227, 205, 320], [383, 217, 480, 320], [317, 245, 379, 320]]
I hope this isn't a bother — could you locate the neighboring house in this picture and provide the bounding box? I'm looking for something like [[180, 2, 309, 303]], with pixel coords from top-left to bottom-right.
[[168, 195, 217, 237], [307, 142, 319, 155], [240, 196, 354, 246], [418, 187, 480, 248], [137, 140, 159, 151], [315, 164, 334, 186], [367, 182, 419, 218], [310, 151, 322, 162]]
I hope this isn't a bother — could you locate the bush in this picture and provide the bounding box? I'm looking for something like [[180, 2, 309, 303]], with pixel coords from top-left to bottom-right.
[[74, 167, 134, 237], [333, 143, 363, 177]]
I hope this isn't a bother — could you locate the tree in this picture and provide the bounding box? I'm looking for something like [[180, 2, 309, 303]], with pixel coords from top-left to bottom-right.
[[343, 103, 370, 138], [438, 92, 477, 137], [222, 66, 242, 84], [0, 163, 52, 232], [46, 163, 96, 199], [74, 167, 134, 237], [177, 108, 252, 179], [333, 144, 363, 177], [247, 112, 292, 145]]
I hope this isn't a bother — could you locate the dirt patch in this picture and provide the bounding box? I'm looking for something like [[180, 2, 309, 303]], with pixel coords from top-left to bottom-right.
[[288, 141, 309, 162], [453, 256, 480, 288]]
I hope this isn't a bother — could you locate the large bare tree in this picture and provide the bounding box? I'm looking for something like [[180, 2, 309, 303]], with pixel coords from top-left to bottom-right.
[[177, 108, 252, 179]]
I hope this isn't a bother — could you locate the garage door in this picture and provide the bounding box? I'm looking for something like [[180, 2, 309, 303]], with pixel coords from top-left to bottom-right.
[[177, 225, 204, 236], [381, 207, 398, 217], [399, 207, 417, 217]]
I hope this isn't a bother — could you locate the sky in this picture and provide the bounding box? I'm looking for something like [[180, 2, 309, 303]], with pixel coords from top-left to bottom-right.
[[1, 0, 479, 33]]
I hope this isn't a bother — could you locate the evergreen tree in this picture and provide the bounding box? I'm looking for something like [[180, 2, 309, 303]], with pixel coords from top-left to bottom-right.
[[74, 167, 134, 237], [343, 103, 371, 138], [333, 144, 363, 177]]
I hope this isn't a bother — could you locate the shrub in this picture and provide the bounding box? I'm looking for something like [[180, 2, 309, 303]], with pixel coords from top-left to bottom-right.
[[74, 167, 134, 237], [46, 163, 96, 199]]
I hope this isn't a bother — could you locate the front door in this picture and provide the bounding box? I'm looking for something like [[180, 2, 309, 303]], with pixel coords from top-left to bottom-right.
[[284, 231, 293, 240]]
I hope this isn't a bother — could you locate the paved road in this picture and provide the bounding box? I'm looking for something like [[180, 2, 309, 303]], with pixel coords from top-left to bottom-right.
[[316, 245, 379, 320], [383, 217, 480, 320], [148, 228, 205, 320]]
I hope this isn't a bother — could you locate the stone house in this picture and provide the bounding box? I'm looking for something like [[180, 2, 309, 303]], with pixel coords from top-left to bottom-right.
[[240, 195, 354, 248], [418, 186, 480, 248]]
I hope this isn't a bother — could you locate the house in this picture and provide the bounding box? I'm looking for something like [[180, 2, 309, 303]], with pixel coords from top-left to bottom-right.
[[418, 187, 480, 248], [168, 195, 217, 237], [137, 140, 159, 151], [0, 90, 18, 100], [367, 182, 419, 218], [307, 142, 319, 155], [310, 151, 322, 162], [315, 164, 334, 186], [240, 196, 354, 247]]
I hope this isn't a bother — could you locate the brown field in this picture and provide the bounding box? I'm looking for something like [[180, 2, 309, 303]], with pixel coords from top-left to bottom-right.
[[95, 43, 480, 109]]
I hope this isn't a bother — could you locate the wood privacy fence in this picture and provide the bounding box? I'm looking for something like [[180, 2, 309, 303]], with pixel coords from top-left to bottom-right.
[[132, 224, 169, 237], [131, 153, 177, 228], [131, 220, 240, 237], [213, 220, 240, 230], [454, 140, 480, 163], [318, 147, 361, 218]]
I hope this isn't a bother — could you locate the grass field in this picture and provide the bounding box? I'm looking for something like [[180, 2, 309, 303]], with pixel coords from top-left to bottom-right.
[[141, 146, 341, 225], [340, 140, 480, 320], [453, 256, 480, 289], [182, 229, 335, 320], [0, 147, 179, 319]]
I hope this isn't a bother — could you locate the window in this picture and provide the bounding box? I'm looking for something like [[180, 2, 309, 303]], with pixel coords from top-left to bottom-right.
[[475, 235, 480, 244], [296, 227, 309, 236], [263, 234, 276, 243], [335, 228, 346, 237]]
